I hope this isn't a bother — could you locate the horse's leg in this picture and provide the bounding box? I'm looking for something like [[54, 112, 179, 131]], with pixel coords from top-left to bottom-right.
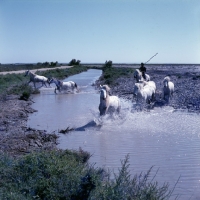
[[27, 80, 31, 85], [38, 81, 43, 88], [43, 81, 47, 87], [152, 92, 155, 101], [33, 81, 37, 89], [71, 86, 74, 93], [117, 100, 121, 113], [54, 88, 57, 94], [171, 91, 174, 99], [105, 106, 109, 115], [73, 85, 76, 92], [117, 106, 120, 114]]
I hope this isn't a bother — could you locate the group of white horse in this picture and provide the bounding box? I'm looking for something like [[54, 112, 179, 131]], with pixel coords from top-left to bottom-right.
[[24, 70, 78, 94], [99, 69, 174, 115], [133, 69, 174, 104], [24, 69, 174, 116]]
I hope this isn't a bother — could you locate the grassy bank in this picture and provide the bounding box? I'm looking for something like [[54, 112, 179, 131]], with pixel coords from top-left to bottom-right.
[[0, 150, 173, 200], [98, 65, 134, 86]]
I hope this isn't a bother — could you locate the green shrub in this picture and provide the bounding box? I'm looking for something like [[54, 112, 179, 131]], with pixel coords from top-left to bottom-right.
[[0, 149, 98, 199], [103, 60, 113, 68], [68, 59, 81, 66], [0, 73, 31, 95], [101, 67, 134, 86], [0, 152, 174, 199], [91, 155, 173, 200], [8, 84, 33, 96], [37, 65, 88, 80]]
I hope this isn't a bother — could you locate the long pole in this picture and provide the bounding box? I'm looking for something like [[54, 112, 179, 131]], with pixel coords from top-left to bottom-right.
[[145, 53, 158, 64]]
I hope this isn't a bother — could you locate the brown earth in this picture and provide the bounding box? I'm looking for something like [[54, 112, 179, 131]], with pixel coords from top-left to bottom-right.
[[1, 64, 200, 157], [0, 95, 58, 157]]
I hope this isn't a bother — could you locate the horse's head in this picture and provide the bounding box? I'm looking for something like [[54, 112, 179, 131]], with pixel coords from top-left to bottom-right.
[[133, 69, 142, 82], [133, 83, 143, 96], [24, 70, 29, 77], [49, 78, 60, 86], [163, 80, 168, 88], [133, 69, 138, 78], [100, 84, 110, 92], [47, 77, 53, 84], [99, 94, 107, 116], [163, 76, 170, 87], [133, 83, 139, 96], [100, 84, 111, 98], [100, 88, 107, 100]]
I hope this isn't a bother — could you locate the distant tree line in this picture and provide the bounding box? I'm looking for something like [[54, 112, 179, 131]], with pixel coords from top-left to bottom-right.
[[104, 60, 113, 68], [68, 59, 81, 66], [37, 61, 59, 66]]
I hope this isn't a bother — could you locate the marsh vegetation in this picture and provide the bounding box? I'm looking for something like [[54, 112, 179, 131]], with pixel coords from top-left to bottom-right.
[[0, 151, 173, 200]]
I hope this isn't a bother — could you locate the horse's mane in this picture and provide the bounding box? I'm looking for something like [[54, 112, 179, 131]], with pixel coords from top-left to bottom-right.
[[163, 76, 170, 82], [25, 70, 36, 76], [134, 69, 141, 74], [56, 79, 63, 86], [135, 83, 143, 90], [141, 80, 148, 85], [136, 69, 140, 72], [102, 85, 110, 92]]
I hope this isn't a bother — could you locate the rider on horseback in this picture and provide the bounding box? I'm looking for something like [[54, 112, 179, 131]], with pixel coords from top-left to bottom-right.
[[139, 62, 146, 80]]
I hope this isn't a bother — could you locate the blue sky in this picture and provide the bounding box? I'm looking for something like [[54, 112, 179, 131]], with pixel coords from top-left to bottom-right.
[[0, 0, 200, 64]]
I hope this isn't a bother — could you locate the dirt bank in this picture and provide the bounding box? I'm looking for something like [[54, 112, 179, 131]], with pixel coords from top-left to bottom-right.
[[0, 95, 58, 157]]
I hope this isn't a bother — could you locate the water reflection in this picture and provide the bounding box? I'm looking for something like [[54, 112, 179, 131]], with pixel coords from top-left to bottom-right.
[[28, 69, 200, 199]]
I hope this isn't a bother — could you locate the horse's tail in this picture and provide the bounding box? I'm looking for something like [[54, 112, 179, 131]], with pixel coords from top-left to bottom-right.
[[117, 98, 121, 113]]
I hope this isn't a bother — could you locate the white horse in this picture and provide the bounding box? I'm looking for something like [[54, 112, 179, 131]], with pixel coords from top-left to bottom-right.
[[24, 70, 49, 88], [99, 85, 121, 116], [49, 77, 78, 93], [133, 69, 150, 83], [133, 82, 155, 105], [141, 80, 156, 95], [163, 76, 174, 102]]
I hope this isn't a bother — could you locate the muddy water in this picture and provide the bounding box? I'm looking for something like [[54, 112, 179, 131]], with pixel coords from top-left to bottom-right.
[[28, 69, 200, 199]]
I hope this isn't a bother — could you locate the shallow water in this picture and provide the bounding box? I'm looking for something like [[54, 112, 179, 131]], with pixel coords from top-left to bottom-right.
[[28, 69, 200, 199], [27, 69, 102, 131]]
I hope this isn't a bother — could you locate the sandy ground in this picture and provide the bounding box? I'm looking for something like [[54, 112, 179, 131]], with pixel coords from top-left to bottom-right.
[[0, 64, 200, 157]]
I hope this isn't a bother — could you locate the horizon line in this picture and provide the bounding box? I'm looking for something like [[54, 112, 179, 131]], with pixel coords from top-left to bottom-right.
[[1, 62, 200, 65]]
